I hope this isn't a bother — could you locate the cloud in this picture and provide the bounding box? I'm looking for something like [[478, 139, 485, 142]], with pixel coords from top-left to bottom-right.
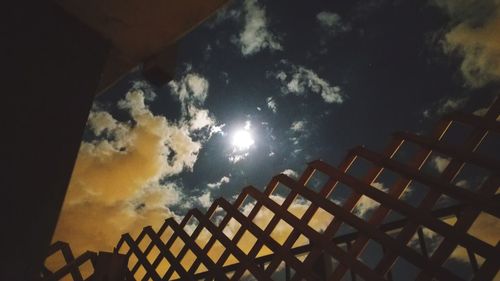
[[207, 176, 231, 189], [53, 76, 221, 255], [228, 152, 249, 163], [236, 0, 282, 56], [198, 192, 213, 208], [431, 155, 451, 173], [168, 70, 224, 136], [272, 61, 344, 104], [423, 96, 468, 118], [290, 120, 306, 132], [434, 0, 500, 87], [206, 4, 241, 29], [473, 103, 500, 121], [316, 11, 351, 34], [188, 107, 215, 131], [282, 169, 299, 179], [266, 96, 278, 113], [168, 73, 209, 113], [353, 182, 388, 218]]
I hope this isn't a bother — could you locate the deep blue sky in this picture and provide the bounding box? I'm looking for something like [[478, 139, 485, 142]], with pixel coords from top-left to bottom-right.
[[94, 0, 498, 206]]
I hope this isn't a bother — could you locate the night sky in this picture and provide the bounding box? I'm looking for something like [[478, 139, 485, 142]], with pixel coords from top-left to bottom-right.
[[51, 0, 499, 276]]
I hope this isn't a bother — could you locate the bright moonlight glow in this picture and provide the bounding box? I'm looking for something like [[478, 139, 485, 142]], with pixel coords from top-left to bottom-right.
[[232, 130, 254, 151]]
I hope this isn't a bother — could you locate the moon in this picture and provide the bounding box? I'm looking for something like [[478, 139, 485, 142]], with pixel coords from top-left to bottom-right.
[[232, 129, 254, 151]]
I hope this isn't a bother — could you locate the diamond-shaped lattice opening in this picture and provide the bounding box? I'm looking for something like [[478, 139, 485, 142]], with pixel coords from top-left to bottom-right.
[[155, 257, 170, 278], [170, 237, 185, 257], [241, 269, 258, 281], [223, 254, 239, 266], [194, 262, 208, 274], [467, 212, 499, 246], [311, 253, 337, 277], [128, 253, 138, 269], [307, 207, 334, 233], [346, 157, 374, 180], [78, 259, 94, 280], [452, 163, 491, 192], [407, 226, 444, 257], [209, 207, 227, 227], [160, 226, 174, 243], [238, 195, 257, 216], [422, 152, 451, 176], [292, 234, 310, 249], [60, 274, 73, 281], [44, 249, 66, 272], [271, 219, 293, 245], [256, 244, 272, 258], [117, 242, 130, 255], [357, 239, 384, 269], [390, 256, 420, 281], [134, 265, 147, 281], [180, 249, 196, 271], [306, 169, 331, 193], [399, 181, 429, 207], [207, 240, 225, 263], [326, 254, 340, 275], [270, 260, 294, 280], [138, 235, 152, 252], [291, 234, 310, 261], [184, 216, 200, 236], [146, 246, 160, 264], [335, 222, 356, 237], [441, 121, 473, 147], [237, 230, 258, 254], [195, 227, 212, 249], [270, 183, 291, 205], [253, 205, 274, 230], [327, 182, 354, 206], [352, 195, 380, 221], [225, 271, 235, 279], [443, 245, 478, 280], [171, 271, 180, 280], [476, 130, 500, 163], [223, 217, 241, 240], [296, 252, 309, 263], [381, 210, 405, 225], [372, 168, 401, 193], [288, 194, 311, 219], [393, 140, 421, 164], [432, 194, 460, 211]]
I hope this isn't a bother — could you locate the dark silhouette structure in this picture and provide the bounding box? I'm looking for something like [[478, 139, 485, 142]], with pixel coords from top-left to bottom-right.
[[40, 99, 500, 280], [2, 1, 228, 280]]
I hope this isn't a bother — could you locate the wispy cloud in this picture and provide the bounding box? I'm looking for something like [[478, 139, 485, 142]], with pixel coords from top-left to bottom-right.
[[235, 0, 282, 56], [168, 73, 209, 109], [290, 120, 307, 132], [271, 61, 344, 104], [423, 96, 468, 118], [266, 96, 277, 113], [282, 169, 299, 179], [207, 176, 231, 189], [316, 11, 351, 35]]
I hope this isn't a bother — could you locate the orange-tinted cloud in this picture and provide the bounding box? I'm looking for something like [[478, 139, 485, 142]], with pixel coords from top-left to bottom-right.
[[436, 0, 500, 87], [52, 87, 217, 257]]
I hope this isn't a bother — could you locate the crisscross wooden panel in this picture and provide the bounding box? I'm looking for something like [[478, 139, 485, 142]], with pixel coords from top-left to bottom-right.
[[42, 98, 500, 281]]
